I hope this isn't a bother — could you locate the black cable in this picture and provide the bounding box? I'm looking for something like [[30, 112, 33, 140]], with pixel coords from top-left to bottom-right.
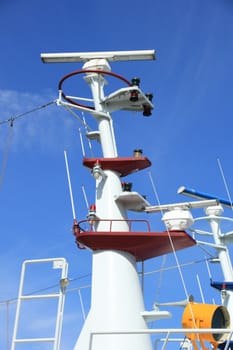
[[0, 100, 56, 126]]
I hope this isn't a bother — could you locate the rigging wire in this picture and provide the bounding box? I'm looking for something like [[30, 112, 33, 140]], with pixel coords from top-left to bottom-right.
[[0, 123, 14, 191], [5, 301, 9, 350], [217, 158, 233, 210], [0, 100, 56, 126], [0, 272, 91, 306], [62, 104, 92, 131], [0, 247, 216, 306], [148, 171, 197, 327], [0, 256, 213, 306], [142, 256, 214, 276], [0, 99, 56, 191], [148, 171, 167, 302]]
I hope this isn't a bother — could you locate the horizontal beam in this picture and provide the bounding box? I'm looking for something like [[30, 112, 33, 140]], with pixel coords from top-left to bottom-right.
[[145, 199, 219, 213], [41, 50, 156, 63], [178, 186, 233, 208]]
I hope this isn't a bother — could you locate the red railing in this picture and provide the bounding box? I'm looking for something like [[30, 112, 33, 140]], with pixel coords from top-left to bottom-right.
[[77, 218, 151, 233]]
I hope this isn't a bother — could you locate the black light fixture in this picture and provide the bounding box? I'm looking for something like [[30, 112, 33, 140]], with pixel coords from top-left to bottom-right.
[[130, 77, 140, 102], [143, 105, 152, 117], [142, 94, 153, 116], [145, 93, 153, 102], [122, 182, 133, 192], [131, 77, 140, 86]]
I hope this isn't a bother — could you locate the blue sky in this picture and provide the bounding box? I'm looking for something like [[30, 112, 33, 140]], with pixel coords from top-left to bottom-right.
[[1, 0, 233, 349]]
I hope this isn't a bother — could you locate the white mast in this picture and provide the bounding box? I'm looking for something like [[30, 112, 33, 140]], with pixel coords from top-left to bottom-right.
[[41, 50, 199, 350], [74, 54, 151, 350], [41, 50, 155, 350], [73, 55, 151, 350]]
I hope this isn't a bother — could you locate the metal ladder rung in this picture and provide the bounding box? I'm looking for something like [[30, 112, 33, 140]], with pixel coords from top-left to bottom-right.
[[15, 337, 56, 343], [20, 293, 60, 300]]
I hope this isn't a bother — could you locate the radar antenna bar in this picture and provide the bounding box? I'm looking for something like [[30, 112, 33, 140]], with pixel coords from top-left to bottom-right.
[[41, 50, 156, 63]]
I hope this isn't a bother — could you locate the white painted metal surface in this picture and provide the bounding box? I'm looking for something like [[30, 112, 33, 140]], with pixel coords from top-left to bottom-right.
[[71, 57, 153, 350], [41, 49, 155, 63]]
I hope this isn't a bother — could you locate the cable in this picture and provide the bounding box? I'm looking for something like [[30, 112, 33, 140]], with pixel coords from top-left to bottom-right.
[[0, 99, 56, 191], [0, 124, 13, 190], [0, 272, 91, 305], [143, 256, 213, 276], [0, 100, 56, 126], [148, 171, 197, 327], [217, 158, 233, 210], [5, 301, 10, 350]]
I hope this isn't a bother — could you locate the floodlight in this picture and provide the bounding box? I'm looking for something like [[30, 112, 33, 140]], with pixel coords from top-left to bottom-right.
[[92, 163, 106, 181], [40, 50, 156, 63]]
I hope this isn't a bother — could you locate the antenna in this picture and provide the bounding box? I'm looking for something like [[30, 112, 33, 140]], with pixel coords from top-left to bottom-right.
[[205, 258, 212, 280], [64, 150, 76, 220], [81, 185, 89, 211], [41, 50, 156, 63], [79, 128, 85, 157], [196, 274, 205, 303]]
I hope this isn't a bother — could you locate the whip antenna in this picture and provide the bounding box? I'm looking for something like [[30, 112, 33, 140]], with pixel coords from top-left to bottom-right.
[[81, 185, 90, 211], [79, 128, 85, 157], [64, 150, 76, 220], [196, 274, 205, 303]]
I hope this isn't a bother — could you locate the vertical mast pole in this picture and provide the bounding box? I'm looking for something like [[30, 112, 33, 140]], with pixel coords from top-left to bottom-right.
[[83, 60, 117, 158], [205, 206, 233, 315], [72, 57, 152, 350]]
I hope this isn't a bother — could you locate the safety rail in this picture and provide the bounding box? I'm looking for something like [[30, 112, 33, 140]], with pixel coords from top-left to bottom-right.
[[11, 258, 68, 350], [88, 328, 233, 350], [77, 218, 151, 233]]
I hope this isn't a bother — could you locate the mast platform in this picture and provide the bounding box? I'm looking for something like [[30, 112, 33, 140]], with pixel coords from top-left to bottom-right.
[[74, 219, 196, 262], [83, 157, 151, 177]]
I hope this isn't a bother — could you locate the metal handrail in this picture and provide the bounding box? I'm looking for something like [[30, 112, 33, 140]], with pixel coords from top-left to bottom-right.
[[78, 218, 151, 233], [89, 328, 233, 350]]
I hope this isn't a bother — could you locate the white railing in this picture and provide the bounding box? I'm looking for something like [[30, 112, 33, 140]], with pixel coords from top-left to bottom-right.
[[11, 258, 68, 350], [89, 328, 233, 350]]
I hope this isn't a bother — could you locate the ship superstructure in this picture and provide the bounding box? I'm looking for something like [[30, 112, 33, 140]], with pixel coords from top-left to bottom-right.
[[10, 50, 233, 350]]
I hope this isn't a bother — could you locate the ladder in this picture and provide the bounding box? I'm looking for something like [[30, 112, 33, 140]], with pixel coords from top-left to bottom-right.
[[11, 257, 68, 350]]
